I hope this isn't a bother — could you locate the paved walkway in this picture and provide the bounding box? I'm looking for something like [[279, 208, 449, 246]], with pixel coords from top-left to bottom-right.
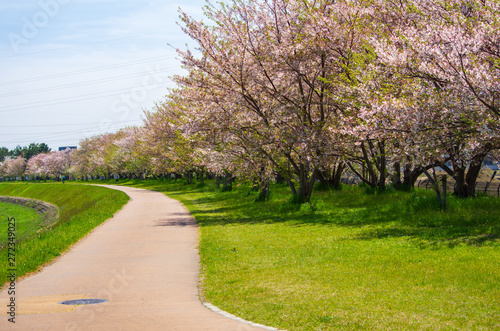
[[0, 185, 270, 330]]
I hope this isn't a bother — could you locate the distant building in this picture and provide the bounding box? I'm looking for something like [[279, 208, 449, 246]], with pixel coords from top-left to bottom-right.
[[58, 146, 77, 151]]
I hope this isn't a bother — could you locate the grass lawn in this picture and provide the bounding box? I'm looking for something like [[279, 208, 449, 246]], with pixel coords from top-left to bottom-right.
[[0, 202, 44, 249], [108, 178, 499, 330], [0, 183, 129, 288]]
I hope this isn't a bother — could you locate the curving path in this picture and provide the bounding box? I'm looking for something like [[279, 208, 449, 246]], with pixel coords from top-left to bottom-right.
[[0, 185, 272, 331]]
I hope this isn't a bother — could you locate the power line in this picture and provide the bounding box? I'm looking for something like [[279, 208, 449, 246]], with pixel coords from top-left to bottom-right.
[[0, 125, 140, 135], [0, 84, 170, 113], [0, 122, 142, 145], [0, 54, 177, 87], [0, 68, 177, 98], [0, 120, 139, 128], [0, 32, 169, 59], [0, 130, 98, 138]]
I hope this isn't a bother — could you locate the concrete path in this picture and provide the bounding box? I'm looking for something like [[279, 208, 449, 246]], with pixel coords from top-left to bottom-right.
[[0, 185, 271, 331]]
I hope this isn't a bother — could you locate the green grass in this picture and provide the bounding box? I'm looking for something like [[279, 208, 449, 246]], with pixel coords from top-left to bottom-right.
[[0, 202, 44, 248], [0, 183, 129, 288], [105, 178, 500, 330]]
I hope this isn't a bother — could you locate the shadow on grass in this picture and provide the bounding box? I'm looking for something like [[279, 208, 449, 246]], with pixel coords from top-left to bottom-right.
[[94, 178, 500, 247]]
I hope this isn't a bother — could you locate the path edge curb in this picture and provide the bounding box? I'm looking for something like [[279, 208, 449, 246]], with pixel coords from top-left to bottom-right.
[[202, 302, 286, 331]]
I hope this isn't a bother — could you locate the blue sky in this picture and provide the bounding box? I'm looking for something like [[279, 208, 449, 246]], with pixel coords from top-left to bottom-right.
[[0, 0, 204, 150]]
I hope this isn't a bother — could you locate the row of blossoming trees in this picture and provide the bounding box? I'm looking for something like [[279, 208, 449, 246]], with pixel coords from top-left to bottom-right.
[[0, 149, 73, 181], [2, 0, 499, 202], [152, 0, 500, 200], [0, 128, 148, 182]]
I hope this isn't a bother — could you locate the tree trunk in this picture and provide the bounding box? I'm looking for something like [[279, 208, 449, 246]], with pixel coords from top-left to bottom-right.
[[453, 166, 468, 197], [283, 152, 318, 202], [197, 169, 205, 185], [287, 179, 297, 196], [317, 162, 345, 189], [257, 180, 270, 201], [375, 141, 386, 190], [439, 155, 485, 198], [222, 173, 233, 191], [348, 140, 387, 190], [361, 142, 377, 187], [297, 165, 318, 203], [392, 162, 401, 186], [453, 163, 482, 198], [403, 164, 436, 189], [184, 171, 193, 184], [423, 168, 444, 210], [333, 162, 345, 189]]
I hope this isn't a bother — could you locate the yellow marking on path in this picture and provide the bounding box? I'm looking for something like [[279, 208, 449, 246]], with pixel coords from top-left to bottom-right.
[[1, 294, 87, 315]]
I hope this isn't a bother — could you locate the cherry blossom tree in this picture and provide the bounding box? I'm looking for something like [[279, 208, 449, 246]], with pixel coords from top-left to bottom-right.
[[72, 133, 115, 179], [109, 127, 151, 179], [174, 0, 381, 201], [0, 156, 27, 179], [369, 0, 500, 197], [26, 152, 49, 179], [143, 100, 200, 180], [45, 149, 73, 180], [26, 149, 74, 180]]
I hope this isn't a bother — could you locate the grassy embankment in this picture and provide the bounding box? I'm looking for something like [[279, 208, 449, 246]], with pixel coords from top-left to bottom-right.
[[0, 202, 44, 248], [108, 178, 499, 330], [0, 183, 129, 289]]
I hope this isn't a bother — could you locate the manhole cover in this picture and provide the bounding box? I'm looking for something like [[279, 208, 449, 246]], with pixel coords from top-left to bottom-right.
[[59, 299, 108, 305]]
